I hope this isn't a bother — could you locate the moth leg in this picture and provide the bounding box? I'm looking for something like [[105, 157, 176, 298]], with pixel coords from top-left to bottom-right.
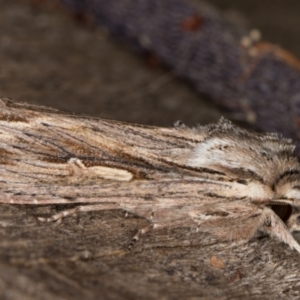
[[128, 218, 198, 249], [263, 207, 300, 254], [37, 204, 120, 222], [128, 223, 159, 250]]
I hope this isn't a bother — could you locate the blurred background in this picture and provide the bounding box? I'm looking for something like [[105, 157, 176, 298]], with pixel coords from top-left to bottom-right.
[[0, 0, 299, 127]]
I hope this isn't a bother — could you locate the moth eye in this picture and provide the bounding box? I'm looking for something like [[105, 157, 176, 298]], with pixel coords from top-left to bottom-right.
[[271, 204, 292, 222]]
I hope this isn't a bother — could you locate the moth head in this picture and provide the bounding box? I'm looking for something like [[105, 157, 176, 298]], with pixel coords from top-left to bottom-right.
[[188, 118, 299, 187], [187, 118, 300, 232]]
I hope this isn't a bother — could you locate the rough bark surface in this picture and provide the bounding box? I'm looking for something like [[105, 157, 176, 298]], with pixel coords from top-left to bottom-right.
[[1, 1, 300, 299]]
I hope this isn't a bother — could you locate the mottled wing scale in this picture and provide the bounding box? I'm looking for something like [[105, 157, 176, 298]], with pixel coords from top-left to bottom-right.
[[1, 98, 300, 252]]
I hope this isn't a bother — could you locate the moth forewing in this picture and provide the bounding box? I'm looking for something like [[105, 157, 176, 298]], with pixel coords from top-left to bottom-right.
[[1, 98, 300, 253]]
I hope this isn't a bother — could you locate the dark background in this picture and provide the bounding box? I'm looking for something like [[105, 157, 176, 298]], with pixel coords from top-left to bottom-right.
[[1, 1, 300, 299], [3, 0, 300, 128]]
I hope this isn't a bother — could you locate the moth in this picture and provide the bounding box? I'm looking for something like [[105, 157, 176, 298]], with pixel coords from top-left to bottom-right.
[[1, 97, 300, 252]]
